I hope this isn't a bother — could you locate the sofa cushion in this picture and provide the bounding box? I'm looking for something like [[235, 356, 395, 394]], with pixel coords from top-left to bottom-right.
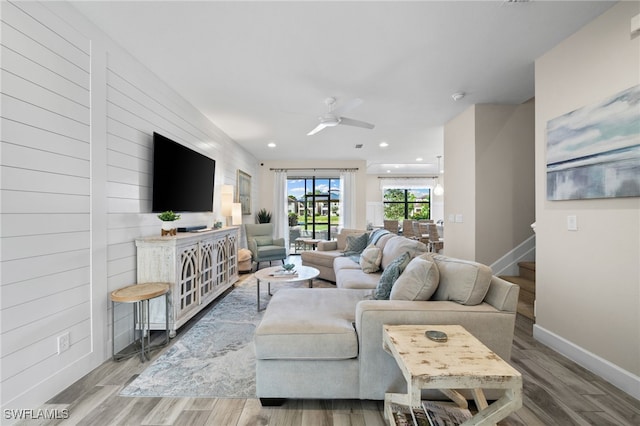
[[390, 256, 439, 301], [336, 268, 381, 289], [258, 245, 286, 258], [359, 245, 382, 273], [255, 288, 367, 360], [373, 233, 395, 251], [254, 235, 273, 246], [430, 254, 492, 305], [375, 251, 411, 300], [300, 249, 344, 269], [344, 232, 369, 256], [380, 236, 428, 270], [334, 256, 361, 271]]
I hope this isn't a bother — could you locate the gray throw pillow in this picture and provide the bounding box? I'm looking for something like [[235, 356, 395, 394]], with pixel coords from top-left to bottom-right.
[[390, 257, 440, 301], [374, 251, 411, 300], [344, 232, 369, 256]]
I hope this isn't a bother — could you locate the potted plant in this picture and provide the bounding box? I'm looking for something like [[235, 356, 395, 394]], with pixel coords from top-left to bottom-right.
[[256, 208, 272, 224], [288, 212, 299, 227], [158, 211, 181, 235]]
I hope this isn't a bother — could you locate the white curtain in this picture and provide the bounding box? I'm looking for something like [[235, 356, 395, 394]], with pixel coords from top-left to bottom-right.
[[273, 170, 289, 252], [339, 170, 356, 230]]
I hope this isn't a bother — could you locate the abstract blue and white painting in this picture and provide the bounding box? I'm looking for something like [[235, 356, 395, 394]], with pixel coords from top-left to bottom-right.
[[546, 84, 640, 200]]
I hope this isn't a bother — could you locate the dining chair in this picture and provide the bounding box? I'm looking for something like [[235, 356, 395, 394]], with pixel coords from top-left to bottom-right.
[[427, 223, 444, 253], [402, 220, 417, 239], [417, 222, 430, 245], [383, 220, 399, 234]]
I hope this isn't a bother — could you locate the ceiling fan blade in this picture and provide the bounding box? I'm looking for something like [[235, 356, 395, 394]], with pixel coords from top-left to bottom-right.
[[339, 117, 375, 130], [332, 98, 363, 116], [307, 122, 328, 136]]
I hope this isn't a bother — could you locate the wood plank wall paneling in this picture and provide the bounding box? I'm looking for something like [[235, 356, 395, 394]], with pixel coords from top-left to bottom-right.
[[1, 0, 259, 411], [0, 0, 91, 408], [102, 30, 258, 352]]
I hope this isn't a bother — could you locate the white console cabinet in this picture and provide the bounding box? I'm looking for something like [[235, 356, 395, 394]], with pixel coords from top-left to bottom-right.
[[136, 227, 239, 336]]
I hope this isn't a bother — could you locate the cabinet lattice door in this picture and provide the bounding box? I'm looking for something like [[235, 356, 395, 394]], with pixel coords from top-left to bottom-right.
[[199, 239, 215, 302], [136, 227, 239, 335], [178, 245, 199, 315]]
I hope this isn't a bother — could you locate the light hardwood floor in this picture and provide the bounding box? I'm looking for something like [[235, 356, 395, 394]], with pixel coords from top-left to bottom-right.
[[19, 272, 639, 425]]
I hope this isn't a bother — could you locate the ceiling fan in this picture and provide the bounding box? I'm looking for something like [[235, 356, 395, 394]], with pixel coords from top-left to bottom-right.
[[307, 97, 375, 136]]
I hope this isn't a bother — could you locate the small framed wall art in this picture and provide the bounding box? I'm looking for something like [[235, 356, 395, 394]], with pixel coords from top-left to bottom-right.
[[237, 170, 251, 215]]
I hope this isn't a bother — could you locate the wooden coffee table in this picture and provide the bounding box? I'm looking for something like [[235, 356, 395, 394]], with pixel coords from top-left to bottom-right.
[[383, 324, 522, 426], [254, 265, 320, 311]]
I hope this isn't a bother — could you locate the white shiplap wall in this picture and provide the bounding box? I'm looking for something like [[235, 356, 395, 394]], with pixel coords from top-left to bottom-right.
[[1, 0, 258, 413], [1, 0, 92, 410]]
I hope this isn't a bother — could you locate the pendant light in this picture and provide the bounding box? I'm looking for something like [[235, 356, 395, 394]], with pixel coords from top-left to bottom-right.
[[433, 156, 444, 196]]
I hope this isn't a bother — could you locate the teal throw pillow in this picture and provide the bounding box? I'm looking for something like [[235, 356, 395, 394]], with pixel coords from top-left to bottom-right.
[[343, 232, 369, 256], [374, 251, 411, 300]]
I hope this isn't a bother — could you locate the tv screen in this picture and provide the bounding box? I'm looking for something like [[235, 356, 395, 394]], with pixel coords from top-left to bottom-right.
[[152, 132, 215, 212]]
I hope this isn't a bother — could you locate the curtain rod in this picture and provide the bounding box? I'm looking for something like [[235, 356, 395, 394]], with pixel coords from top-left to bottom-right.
[[378, 175, 438, 179], [270, 167, 359, 172]]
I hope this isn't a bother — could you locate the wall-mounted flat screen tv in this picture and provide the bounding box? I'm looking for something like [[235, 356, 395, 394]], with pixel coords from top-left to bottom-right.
[[152, 132, 215, 212]]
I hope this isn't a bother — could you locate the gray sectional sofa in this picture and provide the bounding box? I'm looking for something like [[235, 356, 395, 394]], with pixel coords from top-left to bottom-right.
[[300, 228, 368, 282], [255, 230, 520, 403]]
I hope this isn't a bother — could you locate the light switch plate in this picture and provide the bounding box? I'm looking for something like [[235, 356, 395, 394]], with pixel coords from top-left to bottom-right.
[[455, 214, 463, 223], [567, 215, 578, 231]]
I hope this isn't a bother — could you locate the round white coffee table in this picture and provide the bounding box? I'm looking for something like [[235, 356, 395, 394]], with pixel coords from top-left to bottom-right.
[[254, 265, 320, 311]]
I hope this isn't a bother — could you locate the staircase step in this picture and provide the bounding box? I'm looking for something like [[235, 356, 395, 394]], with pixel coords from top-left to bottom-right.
[[500, 275, 535, 295], [517, 300, 535, 320], [518, 261, 536, 281]]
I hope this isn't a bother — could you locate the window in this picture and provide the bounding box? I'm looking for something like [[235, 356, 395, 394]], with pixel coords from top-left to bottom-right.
[[383, 188, 430, 220], [287, 177, 340, 240]]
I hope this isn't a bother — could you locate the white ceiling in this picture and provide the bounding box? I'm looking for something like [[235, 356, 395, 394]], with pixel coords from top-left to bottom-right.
[[70, 0, 614, 175]]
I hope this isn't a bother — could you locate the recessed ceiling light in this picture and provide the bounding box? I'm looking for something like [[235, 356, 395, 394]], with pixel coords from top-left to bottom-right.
[[267, 142, 276, 148], [451, 92, 465, 101], [379, 142, 389, 148], [416, 157, 423, 162], [386, 170, 391, 173]]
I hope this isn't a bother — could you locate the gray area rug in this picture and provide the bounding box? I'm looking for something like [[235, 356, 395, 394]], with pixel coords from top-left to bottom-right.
[[120, 275, 333, 398]]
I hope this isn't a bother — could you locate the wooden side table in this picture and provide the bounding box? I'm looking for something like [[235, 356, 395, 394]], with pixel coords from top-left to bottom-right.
[[383, 324, 522, 426], [111, 282, 171, 362]]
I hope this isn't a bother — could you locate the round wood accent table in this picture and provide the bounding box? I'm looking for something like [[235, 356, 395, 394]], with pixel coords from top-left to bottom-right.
[[110, 282, 171, 362]]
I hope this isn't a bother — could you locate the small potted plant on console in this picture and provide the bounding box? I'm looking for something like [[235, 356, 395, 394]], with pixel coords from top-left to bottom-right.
[[158, 210, 181, 236]]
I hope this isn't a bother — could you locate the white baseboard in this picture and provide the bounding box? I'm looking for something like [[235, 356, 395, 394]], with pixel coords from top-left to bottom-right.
[[490, 235, 536, 276], [533, 324, 640, 400]]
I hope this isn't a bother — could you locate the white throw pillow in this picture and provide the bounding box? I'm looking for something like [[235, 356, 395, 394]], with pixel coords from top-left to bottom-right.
[[359, 245, 382, 273], [390, 257, 440, 301]]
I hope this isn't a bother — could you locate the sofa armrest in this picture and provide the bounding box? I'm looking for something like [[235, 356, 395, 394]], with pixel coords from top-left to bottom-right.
[[317, 241, 338, 251], [273, 237, 285, 247], [248, 239, 258, 257], [354, 299, 517, 400]]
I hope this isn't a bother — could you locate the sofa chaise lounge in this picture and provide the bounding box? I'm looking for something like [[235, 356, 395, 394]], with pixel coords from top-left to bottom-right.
[[255, 230, 520, 403]]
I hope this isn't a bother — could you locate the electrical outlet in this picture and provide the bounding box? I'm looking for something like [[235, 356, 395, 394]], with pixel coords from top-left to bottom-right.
[[57, 332, 70, 354]]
